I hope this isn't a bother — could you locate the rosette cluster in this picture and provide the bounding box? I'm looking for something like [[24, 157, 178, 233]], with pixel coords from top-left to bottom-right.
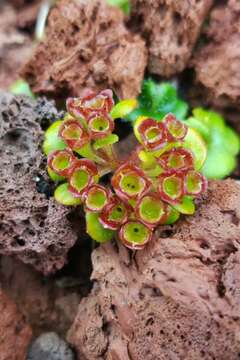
[[46, 90, 207, 250]]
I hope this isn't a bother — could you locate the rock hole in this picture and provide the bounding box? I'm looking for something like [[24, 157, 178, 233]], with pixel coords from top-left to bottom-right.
[[200, 240, 209, 249], [14, 236, 26, 246], [159, 228, 175, 238], [217, 281, 226, 298], [146, 317, 154, 326], [173, 12, 181, 25], [146, 331, 153, 337], [47, 244, 55, 253], [158, 3, 167, 16]]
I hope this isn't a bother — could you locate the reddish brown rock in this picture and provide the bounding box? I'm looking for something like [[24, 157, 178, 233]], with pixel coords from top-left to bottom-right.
[[68, 180, 240, 359], [0, 93, 79, 274], [0, 287, 32, 360], [0, 5, 33, 90], [22, 0, 147, 101], [130, 0, 213, 77], [0, 256, 86, 337], [192, 0, 240, 109]]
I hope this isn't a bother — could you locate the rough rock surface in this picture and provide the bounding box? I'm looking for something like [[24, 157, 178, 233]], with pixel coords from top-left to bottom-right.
[[130, 0, 213, 77], [0, 256, 83, 337], [27, 332, 75, 360], [192, 0, 240, 109], [0, 287, 32, 360], [0, 5, 33, 89], [0, 93, 79, 274], [22, 0, 147, 100], [68, 180, 240, 359]]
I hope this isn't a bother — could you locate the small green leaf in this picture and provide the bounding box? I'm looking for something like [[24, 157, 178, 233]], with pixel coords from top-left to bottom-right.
[[9, 79, 34, 98], [75, 143, 95, 159], [183, 128, 207, 170], [86, 212, 115, 243], [185, 116, 210, 141], [93, 134, 119, 150], [110, 99, 138, 119], [47, 166, 64, 182], [164, 207, 180, 225], [54, 183, 82, 206], [223, 127, 240, 156], [106, 0, 130, 14], [201, 146, 237, 179], [43, 120, 66, 155], [173, 196, 195, 215], [126, 80, 188, 122], [187, 108, 240, 179]]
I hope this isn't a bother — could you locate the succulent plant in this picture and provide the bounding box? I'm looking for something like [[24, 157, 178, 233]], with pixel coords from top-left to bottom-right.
[[127, 79, 240, 179], [43, 89, 207, 249]]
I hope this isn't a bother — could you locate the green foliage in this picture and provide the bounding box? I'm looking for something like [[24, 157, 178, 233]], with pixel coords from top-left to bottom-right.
[[43, 120, 66, 156], [110, 99, 137, 119], [9, 79, 34, 98], [127, 79, 188, 122], [187, 108, 240, 179], [106, 0, 130, 14], [172, 196, 195, 215], [54, 183, 82, 206], [86, 212, 115, 243], [93, 134, 119, 150]]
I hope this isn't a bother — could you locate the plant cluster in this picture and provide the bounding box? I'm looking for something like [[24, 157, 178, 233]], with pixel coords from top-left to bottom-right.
[[127, 79, 240, 179], [44, 89, 208, 249]]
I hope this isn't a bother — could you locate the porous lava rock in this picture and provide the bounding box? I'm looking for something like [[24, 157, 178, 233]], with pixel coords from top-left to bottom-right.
[[0, 287, 32, 360], [0, 93, 79, 274], [192, 0, 240, 109], [22, 0, 147, 100], [27, 332, 75, 360], [68, 180, 240, 359], [130, 0, 213, 77]]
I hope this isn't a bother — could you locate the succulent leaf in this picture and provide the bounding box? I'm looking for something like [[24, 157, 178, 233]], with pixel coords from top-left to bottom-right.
[[67, 89, 114, 119], [136, 193, 167, 227], [99, 196, 129, 230], [43, 120, 66, 156], [54, 183, 82, 206], [59, 119, 89, 149], [68, 159, 98, 197], [88, 113, 114, 139], [172, 196, 195, 215], [86, 212, 115, 243], [110, 99, 137, 119], [158, 173, 184, 204], [85, 185, 109, 212], [93, 134, 119, 150], [119, 220, 152, 250], [48, 149, 76, 177]]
